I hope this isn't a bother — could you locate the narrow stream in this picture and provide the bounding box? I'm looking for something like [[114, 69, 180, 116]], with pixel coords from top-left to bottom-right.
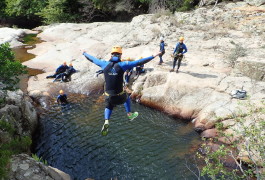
[[33, 95, 202, 180]]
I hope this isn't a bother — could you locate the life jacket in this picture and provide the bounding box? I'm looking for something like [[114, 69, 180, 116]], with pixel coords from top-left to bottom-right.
[[177, 43, 185, 54], [103, 61, 124, 95]]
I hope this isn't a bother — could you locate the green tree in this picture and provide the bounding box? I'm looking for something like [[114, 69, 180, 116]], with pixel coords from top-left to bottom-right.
[[0, 43, 27, 90], [38, 0, 81, 24], [0, 0, 7, 18], [5, 0, 46, 19]]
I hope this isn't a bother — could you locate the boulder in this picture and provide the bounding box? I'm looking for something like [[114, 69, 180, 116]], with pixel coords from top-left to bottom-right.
[[9, 154, 71, 180]]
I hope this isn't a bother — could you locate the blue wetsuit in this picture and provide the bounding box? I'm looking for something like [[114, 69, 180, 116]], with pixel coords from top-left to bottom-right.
[[159, 41, 165, 64], [57, 94, 68, 105], [172, 42, 188, 71], [61, 66, 76, 81], [46, 64, 69, 79], [56, 65, 69, 74], [83, 52, 155, 120]]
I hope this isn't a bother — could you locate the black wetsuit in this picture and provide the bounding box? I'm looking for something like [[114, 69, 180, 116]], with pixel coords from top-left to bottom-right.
[[83, 52, 155, 119]]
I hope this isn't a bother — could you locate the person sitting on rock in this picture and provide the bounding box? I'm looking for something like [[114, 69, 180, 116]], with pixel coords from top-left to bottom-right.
[[46, 62, 68, 79], [57, 90, 68, 105], [170, 37, 187, 73], [158, 37, 165, 65], [135, 57, 145, 76], [124, 57, 133, 85], [83, 46, 161, 136], [61, 63, 76, 82]]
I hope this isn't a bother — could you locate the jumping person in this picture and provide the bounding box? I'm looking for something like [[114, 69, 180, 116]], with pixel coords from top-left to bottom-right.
[[83, 46, 161, 136], [170, 37, 187, 73], [57, 90, 68, 105], [46, 62, 69, 79], [158, 37, 165, 65]]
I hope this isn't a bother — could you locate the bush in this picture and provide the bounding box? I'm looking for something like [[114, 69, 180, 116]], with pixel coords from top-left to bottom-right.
[[227, 41, 247, 68], [0, 119, 32, 179], [37, 0, 81, 24], [199, 102, 265, 180], [0, 43, 27, 90]]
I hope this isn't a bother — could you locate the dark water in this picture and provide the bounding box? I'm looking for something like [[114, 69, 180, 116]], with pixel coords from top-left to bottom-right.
[[34, 95, 202, 180]]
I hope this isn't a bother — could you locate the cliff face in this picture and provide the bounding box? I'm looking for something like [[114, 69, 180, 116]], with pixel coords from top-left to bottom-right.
[[0, 90, 38, 137]]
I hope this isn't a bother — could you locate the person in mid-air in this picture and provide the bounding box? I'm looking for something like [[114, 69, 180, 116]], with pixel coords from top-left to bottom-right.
[[57, 90, 68, 105], [46, 62, 69, 79], [83, 46, 161, 136], [170, 37, 187, 73]]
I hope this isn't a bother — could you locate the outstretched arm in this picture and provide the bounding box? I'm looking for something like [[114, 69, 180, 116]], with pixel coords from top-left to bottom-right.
[[83, 52, 108, 69], [120, 52, 161, 71]]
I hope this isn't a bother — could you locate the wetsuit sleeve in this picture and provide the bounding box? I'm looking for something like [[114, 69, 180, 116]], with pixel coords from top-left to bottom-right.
[[83, 52, 108, 69], [160, 42, 165, 51], [173, 43, 179, 54], [182, 44, 188, 54], [119, 56, 154, 71], [56, 65, 63, 73], [72, 68, 76, 73]]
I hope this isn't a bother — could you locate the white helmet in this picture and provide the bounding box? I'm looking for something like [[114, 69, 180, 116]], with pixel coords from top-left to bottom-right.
[[160, 37, 164, 41]]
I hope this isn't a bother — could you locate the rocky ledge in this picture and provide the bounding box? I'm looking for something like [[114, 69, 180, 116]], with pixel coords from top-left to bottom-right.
[[9, 154, 71, 180]]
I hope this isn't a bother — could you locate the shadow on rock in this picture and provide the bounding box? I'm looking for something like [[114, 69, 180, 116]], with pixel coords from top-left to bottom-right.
[[184, 72, 218, 79]]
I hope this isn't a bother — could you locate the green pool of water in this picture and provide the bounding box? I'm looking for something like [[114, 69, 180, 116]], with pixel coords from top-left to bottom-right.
[[34, 95, 202, 180]]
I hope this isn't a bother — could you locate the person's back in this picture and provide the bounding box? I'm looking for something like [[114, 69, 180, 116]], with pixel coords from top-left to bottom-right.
[[103, 61, 124, 95]]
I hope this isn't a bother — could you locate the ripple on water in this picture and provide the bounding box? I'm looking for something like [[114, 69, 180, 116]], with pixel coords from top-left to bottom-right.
[[33, 96, 202, 180]]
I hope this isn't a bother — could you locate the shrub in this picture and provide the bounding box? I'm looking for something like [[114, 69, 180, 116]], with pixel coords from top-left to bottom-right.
[[199, 102, 265, 179], [0, 119, 32, 179], [0, 43, 27, 90], [227, 42, 247, 68], [37, 0, 81, 24]]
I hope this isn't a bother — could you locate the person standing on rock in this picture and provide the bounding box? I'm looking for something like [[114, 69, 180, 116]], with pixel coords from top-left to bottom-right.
[[57, 90, 68, 105], [83, 46, 161, 136], [158, 37, 165, 65], [170, 37, 187, 73], [46, 62, 69, 79]]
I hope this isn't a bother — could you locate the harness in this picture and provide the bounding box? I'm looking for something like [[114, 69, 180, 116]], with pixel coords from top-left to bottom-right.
[[104, 91, 125, 97]]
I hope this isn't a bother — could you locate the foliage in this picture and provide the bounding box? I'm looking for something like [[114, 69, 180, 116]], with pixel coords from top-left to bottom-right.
[[37, 0, 81, 24], [4, 0, 46, 18], [227, 41, 247, 68], [0, 119, 32, 179], [0, 43, 27, 90], [176, 0, 194, 12], [32, 154, 48, 165], [199, 102, 265, 180], [0, 0, 7, 18]]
